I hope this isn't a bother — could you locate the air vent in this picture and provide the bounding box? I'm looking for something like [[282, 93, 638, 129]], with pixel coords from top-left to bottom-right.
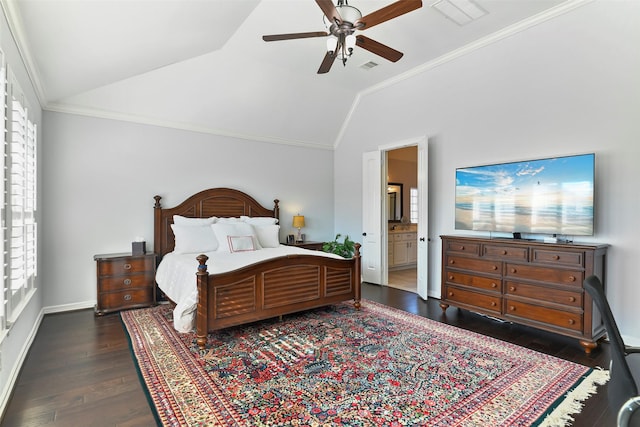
[[431, 0, 487, 26], [360, 61, 379, 70]]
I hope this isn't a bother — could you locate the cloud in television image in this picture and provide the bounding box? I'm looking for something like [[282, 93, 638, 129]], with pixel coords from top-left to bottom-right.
[[455, 153, 594, 236]]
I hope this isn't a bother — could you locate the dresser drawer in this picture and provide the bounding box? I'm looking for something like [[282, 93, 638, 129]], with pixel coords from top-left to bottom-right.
[[445, 271, 501, 292], [97, 257, 155, 276], [444, 285, 501, 314], [98, 273, 155, 292], [483, 245, 528, 261], [504, 299, 583, 332], [445, 240, 480, 256], [532, 249, 584, 267], [98, 288, 154, 311], [505, 281, 582, 308], [505, 263, 583, 286], [446, 256, 501, 275]]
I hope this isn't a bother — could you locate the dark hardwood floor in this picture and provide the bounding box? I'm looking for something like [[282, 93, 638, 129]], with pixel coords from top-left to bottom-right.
[[1, 283, 616, 427]]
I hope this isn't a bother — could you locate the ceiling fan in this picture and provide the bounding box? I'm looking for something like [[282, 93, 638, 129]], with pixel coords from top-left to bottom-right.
[[262, 0, 423, 74]]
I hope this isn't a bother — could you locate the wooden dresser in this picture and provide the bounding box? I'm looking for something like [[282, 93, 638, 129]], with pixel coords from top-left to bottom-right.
[[94, 252, 157, 315], [440, 235, 608, 353]]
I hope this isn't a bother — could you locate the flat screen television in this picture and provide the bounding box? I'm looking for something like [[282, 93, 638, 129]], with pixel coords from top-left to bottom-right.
[[455, 153, 595, 237]]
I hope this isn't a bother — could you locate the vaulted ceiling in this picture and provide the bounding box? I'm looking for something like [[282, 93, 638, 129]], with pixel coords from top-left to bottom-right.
[[4, 0, 571, 149]]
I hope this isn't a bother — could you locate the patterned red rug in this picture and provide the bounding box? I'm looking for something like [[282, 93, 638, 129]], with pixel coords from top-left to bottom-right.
[[121, 301, 608, 427]]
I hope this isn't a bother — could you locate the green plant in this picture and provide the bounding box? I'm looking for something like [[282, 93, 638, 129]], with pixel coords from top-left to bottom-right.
[[322, 234, 356, 258]]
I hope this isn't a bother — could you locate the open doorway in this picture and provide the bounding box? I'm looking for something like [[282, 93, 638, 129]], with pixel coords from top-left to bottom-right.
[[386, 146, 418, 293]]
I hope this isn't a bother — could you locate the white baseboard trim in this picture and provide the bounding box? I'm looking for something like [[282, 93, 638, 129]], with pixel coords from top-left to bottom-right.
[[42, 300, 96, 315]]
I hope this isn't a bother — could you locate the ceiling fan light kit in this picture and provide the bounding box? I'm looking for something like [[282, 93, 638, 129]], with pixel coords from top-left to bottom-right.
[[262, 0, 423, 74]]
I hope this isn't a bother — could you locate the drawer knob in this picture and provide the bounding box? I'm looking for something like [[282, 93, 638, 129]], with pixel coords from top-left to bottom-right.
[[568, 275, 576, 282], [501, 250, 507, 255], [449, 260, 455, 265], [509, 305, 516, 311], [490, 301, 496, 307], [569, 296, 576, 302], [124, 279, 132, 286], [459, 245, 465, 250], [568, 319, 575, 325], [491, 282, 497, 288], [491, 265, 498, 271], [553, 255, 560, 260], [510, 268, 517, 274], [124, 263, 132, 270], [448, 275, 454, 281], [124, 294, 132, 301], [509, 286, 516, 292], [448, 291, 454, 297]]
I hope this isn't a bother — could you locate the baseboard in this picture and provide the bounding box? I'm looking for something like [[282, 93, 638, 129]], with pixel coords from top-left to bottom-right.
[[42, 300, 96, 315]]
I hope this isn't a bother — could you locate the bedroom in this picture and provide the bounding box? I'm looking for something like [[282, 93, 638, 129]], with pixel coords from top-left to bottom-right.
[[1, 0, 639, 424]]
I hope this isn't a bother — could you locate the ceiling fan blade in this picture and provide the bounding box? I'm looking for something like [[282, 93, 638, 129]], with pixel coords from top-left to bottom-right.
[[356, 0, 422, 30], [263, 31, 329, 42], [356, 35, 403, 62], [316, 0, 342, 24], [317, 52, 337, 74]]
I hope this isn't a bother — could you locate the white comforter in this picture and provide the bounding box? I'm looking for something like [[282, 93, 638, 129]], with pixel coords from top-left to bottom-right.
[[156, 245, 343, 332]]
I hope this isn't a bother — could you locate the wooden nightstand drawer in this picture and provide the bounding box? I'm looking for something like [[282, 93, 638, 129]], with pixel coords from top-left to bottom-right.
[[98, 273, 155, 292], [444, 285, 501, 314], [98, 288, 155, 311], [97, 256, 155, 276]]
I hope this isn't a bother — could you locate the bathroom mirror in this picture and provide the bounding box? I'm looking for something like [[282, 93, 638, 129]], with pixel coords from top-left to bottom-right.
[[387, 182, 403, 222]]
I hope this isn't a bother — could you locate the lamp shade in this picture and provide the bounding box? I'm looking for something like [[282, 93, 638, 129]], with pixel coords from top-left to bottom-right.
[[292, 215, 305, 229]]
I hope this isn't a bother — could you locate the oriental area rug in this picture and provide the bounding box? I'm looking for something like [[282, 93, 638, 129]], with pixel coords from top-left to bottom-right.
[[121, 301, 608, 427]]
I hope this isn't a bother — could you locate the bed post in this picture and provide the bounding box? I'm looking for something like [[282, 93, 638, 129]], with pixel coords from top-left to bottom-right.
[[273, 199, 280, 221], [196, 254, 209, 349], [153, 195, 162, 257], [353, 243, 361, 310]]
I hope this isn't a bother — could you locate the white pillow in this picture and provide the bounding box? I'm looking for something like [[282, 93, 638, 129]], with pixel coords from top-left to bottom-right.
[[241, 216, 279, 225], [253, 224, 281, 248], [227, 236, 257, 252], [173, 215, 216, 226], [171, 224, 219, 254], [211, 222, 262, 252], [216, 217, 243, 224]]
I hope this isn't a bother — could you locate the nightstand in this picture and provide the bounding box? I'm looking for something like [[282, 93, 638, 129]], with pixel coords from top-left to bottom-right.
[[94, 252, 156, 315], [286, 241, 325, 251]]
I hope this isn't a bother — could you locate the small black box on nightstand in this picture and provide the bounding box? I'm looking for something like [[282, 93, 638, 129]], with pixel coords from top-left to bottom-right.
[[132, 241, 146, 255]]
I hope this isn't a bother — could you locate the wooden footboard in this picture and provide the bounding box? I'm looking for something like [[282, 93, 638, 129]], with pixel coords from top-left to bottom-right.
[[195, 244, 361, 349]]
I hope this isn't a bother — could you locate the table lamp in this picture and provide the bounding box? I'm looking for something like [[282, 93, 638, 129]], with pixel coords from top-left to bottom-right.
[[292, 214, 305, 242]]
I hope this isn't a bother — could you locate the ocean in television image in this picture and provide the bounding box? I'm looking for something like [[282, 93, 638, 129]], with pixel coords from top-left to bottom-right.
[[455, 153, 595, 236]]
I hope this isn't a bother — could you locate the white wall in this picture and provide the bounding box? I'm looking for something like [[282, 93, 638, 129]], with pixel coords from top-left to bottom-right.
[[334, 1, 640, 343], [41, 112, 335, 309]]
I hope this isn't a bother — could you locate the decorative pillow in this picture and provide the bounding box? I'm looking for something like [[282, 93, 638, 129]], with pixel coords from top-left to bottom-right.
[[241, 216, 279, 225], [253, 224, 281, 248], [173, 215, 217, 226], [211, 222, 262, 252], [227, 236, 256, 252], [171, 224, 219, 253]]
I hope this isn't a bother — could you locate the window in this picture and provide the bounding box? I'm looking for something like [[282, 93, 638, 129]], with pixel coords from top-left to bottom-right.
[[1, 60, 38, 334], [410, 187, 418, 224]]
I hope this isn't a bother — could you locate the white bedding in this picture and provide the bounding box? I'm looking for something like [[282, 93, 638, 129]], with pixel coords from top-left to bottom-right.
[[156, 245, 343, 332]]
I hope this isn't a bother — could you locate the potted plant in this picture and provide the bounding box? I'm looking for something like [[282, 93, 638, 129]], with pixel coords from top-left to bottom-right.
[[322, 234, 356, 258]]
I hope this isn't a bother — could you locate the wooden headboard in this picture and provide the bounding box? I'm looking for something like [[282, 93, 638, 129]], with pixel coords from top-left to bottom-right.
[[153, 188, 280, 259]]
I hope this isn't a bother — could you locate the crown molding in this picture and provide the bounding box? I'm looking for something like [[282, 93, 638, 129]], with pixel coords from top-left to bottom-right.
[[45, 102, 335, 151], [333, 0, 592, 148]]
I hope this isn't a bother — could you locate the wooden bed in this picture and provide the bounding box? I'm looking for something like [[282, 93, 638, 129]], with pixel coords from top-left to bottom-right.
[[153, 188, 361, 349]]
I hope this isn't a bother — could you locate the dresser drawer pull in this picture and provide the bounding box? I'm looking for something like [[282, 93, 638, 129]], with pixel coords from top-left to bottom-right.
[[448, 275, 454, 281], [124, 279, 132, 286], [568, 275, 576, 282], [490, 301, 496, 307], [510, 268, 517, 274], [458, 245, 465, 250], [449, 259, 455, 265], [448, 291, 454, 297], [569, 296, 576, 302], [124, 294, 132, 301], [568, 319, 575, 325], [509, 286, 516, 292], [124, 263, 132, 270], [491, 265, 498, 271], [553, 255, 560, 260], [501, 250, 507, 255], [509, 305, 516, 311], [491, 282, 497, 288]]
